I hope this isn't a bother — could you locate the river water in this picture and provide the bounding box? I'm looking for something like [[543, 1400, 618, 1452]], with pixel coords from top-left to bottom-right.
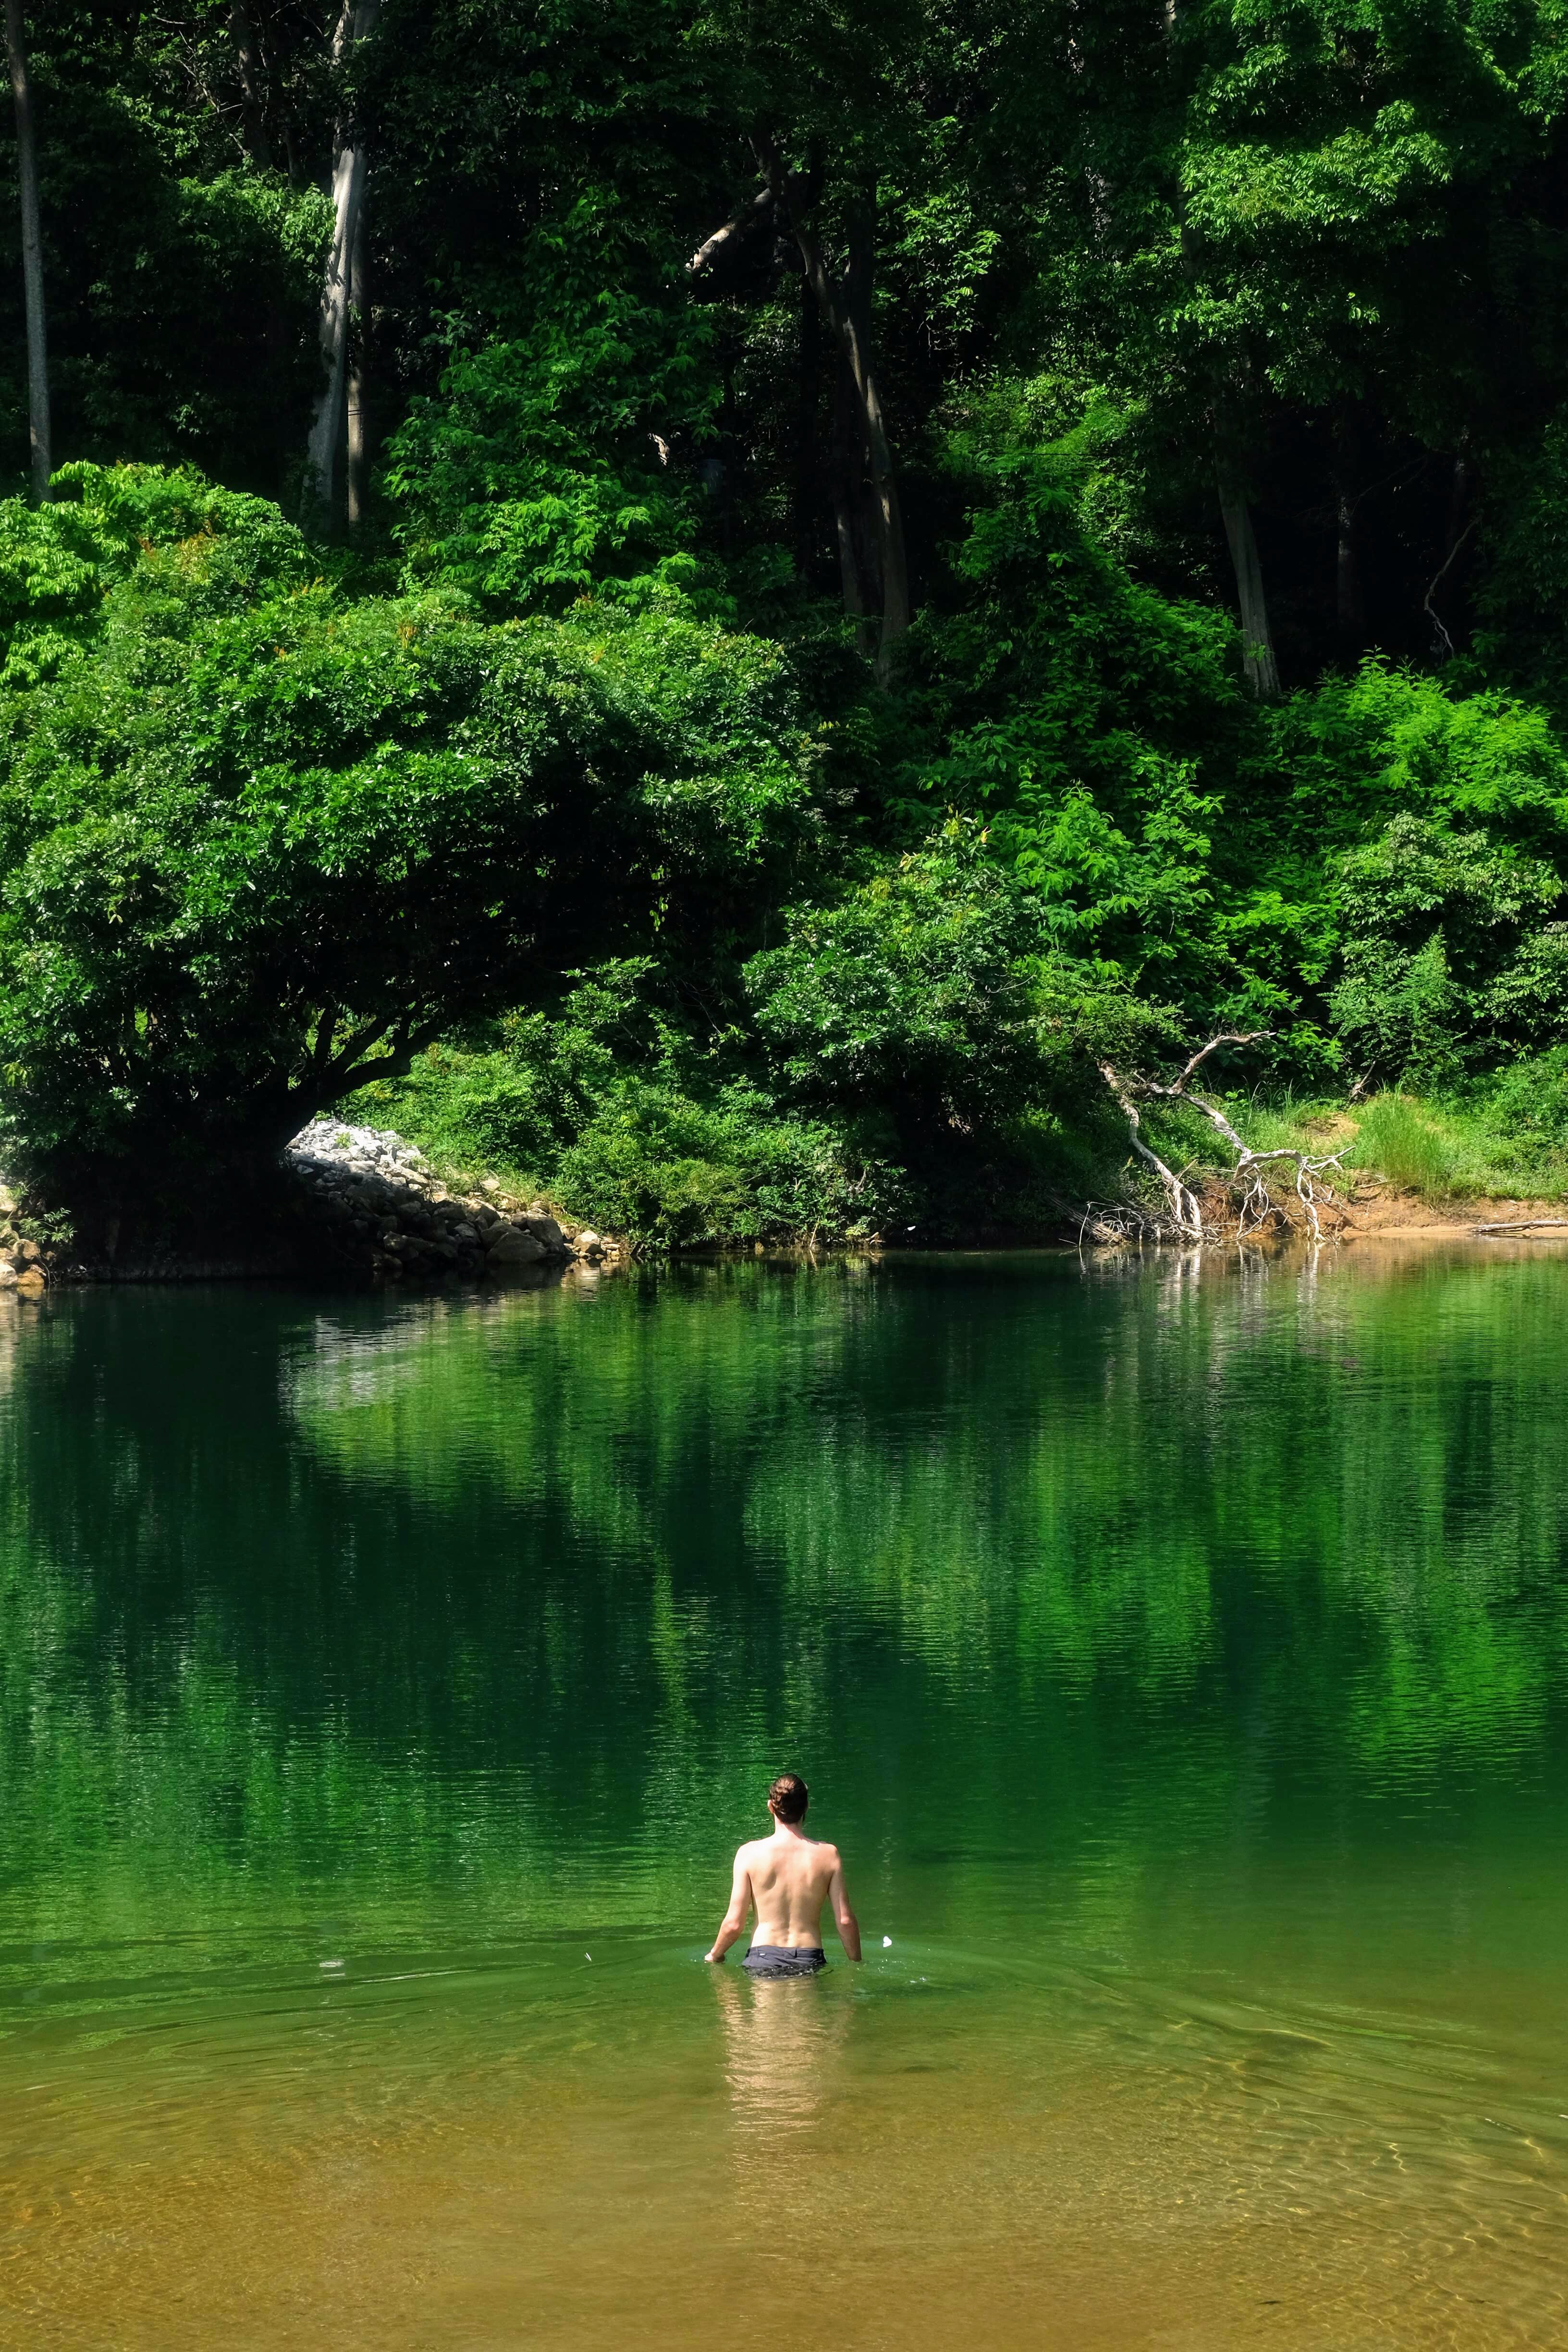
[[2, 1245, 1567, 2348]]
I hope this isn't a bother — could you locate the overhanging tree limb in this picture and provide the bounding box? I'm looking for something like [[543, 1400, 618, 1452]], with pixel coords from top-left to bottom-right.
[[686, 182, 777, 279]]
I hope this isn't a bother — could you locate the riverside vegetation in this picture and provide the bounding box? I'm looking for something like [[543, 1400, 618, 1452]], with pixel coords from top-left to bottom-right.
[[6, 1, 1568, 1265]]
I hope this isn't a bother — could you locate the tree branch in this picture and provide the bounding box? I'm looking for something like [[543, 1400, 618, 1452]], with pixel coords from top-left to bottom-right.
[[1424, 516, 1477, 660], [1167, 1030, 1272, 1092], [1098, 1061, 1205, 1238], [687, 181, 776, 279], [1099, 1032, 1346, 1243]]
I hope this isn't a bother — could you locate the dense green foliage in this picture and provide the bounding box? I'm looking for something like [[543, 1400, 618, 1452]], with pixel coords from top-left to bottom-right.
[[5, 0, 1568, 1235], [0, 466, 813, 1204]]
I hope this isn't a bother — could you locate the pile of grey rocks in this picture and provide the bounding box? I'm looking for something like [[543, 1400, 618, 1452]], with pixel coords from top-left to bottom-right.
[[286, 1119, 617, 1284], [0, 1184, 48, 1293]]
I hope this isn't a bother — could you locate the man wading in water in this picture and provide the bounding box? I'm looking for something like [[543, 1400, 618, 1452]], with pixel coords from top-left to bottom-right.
[[705, 1773, 862, 1976]]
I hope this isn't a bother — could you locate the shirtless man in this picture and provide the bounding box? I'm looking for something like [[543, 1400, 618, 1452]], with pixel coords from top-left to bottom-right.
[[705, 1772, 861, 1975]]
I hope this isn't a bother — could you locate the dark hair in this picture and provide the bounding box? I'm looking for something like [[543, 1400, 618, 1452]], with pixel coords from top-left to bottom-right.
[[768, 1772, 808, 1824]]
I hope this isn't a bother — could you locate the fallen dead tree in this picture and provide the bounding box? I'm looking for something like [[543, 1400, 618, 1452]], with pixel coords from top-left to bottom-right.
[[1094, 1033, 1348, 1243]]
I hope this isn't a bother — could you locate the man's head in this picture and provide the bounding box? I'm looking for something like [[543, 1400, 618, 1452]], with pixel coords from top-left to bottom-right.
[[767, 1772, 808, 1825]]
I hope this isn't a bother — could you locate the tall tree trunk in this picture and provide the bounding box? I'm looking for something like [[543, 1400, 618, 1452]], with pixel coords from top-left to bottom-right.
[[1333, 478, 1363, 647], [794, 185, 909, 676], [1217, 477, 1281, 699], [228, 0, 273, 169], [1330, 407, 1365, 650], [302, 0, 377, 537], [345, 193, 368, 533], [1163, 0, 1278, 698], [794, 270, 819, 578], [1424, 446, 1474, 660], [839, 190, 908, 665], [5, 0, 49, 504], [689, 147, 908, 666], [830, 353, 878, 653]]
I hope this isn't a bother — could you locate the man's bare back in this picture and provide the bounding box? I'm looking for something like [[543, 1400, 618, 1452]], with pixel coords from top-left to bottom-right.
[[705, 1772, 861, 1970]]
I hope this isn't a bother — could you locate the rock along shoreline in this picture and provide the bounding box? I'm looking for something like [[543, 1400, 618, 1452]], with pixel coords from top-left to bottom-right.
[[281, 1119, 626, 1286], [0, 1119, 627, 1289]]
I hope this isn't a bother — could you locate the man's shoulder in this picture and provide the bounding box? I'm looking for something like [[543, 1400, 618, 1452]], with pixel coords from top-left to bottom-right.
[[811, 1838, 841, 1866]]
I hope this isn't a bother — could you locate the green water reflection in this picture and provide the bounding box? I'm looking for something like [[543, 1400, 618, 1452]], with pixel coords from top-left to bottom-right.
[[3, 1244, 1568, 2021]]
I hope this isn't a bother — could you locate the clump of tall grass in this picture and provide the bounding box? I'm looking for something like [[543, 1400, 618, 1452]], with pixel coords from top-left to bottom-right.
[[1343, 1073, 1568, 1202], [1151, 1078, 1568, 1208], [1348, 1095, 1470, 1197]]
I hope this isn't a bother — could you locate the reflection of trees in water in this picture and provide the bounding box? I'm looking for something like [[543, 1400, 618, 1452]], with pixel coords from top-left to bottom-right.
[[3, 1250, 1568, 1938]]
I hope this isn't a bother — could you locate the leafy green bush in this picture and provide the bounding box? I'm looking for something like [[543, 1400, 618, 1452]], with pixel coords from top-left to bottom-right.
[[349, 965, 912, 1246], [551, 1082, 904, 1245], [747, 828, 1057, 1134], [1482, 1047, 1568, 1144], [1329, 815, 1568, 1086], [348, 835, 1164, 1244], [0, 461, 309, 684]]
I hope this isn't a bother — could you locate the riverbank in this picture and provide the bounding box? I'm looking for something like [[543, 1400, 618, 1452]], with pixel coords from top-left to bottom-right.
[[1, 1101, 1565, 1286], [1335, 1188, 1568, 1238]]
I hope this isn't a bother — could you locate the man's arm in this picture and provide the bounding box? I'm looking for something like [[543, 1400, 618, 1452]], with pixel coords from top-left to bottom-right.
[[705, 1849, 754, 1962], [828, 1853, 861, 1962]]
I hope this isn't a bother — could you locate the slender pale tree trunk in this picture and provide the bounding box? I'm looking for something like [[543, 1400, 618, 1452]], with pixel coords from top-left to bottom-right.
[[829, 354, 878, 653], [794, 271, 819, 577], [838, 192, 908, 659], [1163, 0, 1279, 697], [345, 194, 368, 532], [1217, 476, 1281, 698], [5, 0, 49, 503], [1327, 406, 1368, 652], [303, 0, 377, 536], [689, 149, 908, 667], [1334, 480, 1362, 644]]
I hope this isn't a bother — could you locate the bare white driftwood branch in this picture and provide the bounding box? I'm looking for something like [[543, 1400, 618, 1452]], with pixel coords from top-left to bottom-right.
[[1099, 1034, 1347, 1243], [1097, 1063, 1206, 1238]]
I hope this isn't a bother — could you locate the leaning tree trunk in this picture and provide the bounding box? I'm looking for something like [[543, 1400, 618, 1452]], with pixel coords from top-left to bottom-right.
[[840, 194, 909, 656], [1333, 476, 1364, 647], [4, 0, 49, 504], [1330, 408, 1365, 650], [1163, 0, 1279, 700], [686, 149, 909, 672], [302, 0, 377, 537]]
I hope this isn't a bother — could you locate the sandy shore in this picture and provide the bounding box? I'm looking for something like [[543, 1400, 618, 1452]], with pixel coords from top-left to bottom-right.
[[1329, 1184, 1568, 1239]]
